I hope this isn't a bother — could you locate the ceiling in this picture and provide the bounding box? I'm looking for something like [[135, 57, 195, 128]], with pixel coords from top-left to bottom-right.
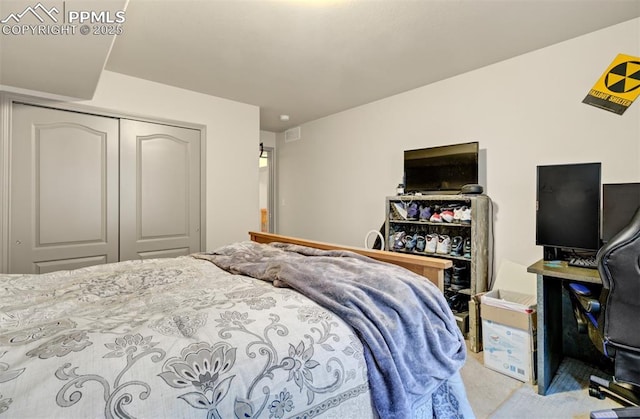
[[3, 1, 640, 132], [0, 0, 128, 99]]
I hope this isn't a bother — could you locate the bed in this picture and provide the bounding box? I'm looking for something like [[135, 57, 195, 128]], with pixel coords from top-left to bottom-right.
[[0, 232, 474, 418]]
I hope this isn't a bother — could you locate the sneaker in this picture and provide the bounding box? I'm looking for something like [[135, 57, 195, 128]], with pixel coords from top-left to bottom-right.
[[406, 202, 419, 220], [453, 206, 464, 223], [429, 212, 443, 223], [393, 231, 407, 250], [450, 236, 464, 256], [455, 298, 469, 312], [441, 208, 455, 223], [460, 206, 472, 224], [416, 235, 426, 252], [436, 234, 451, 255], [451, 265, 470, 290], [463, 237, 472, 258], [391, 202, 407, 220], [405, 234, 418, 251], [419, 205, 432, 222], [448, 293, 469, 312], [425, 234, 438, 253], [447, 292, 469, 312], [443, 270, 452, 288], [445, 291, 458, 308]]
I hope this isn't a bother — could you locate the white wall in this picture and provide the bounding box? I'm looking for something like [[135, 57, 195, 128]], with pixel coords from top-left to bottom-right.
[[83, 71, 260, 250], [260, 130, 277, 148], [276, 19, 640, 270]]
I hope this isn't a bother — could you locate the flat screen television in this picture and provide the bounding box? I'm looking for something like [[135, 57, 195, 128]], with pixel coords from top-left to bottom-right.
[[403, 141, 478, 193], [602, 183, 640, 243], [536, 162, 601, 253]]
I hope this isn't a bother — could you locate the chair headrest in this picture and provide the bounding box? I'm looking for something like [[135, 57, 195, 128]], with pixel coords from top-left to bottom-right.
[[597, 207, 640, 263]]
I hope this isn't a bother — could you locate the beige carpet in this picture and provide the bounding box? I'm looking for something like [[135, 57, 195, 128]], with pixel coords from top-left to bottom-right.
[[460, 345, 625, 418]]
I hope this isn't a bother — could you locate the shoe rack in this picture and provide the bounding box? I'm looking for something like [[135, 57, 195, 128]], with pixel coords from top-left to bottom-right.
[[384, 194, 493, 337]]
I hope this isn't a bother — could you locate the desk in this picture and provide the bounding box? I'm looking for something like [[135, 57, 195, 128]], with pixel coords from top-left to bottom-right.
[[527, 260, 601, 395]]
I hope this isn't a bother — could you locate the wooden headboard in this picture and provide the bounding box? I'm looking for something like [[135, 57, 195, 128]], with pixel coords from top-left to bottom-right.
[[249, 231, 451, 291]]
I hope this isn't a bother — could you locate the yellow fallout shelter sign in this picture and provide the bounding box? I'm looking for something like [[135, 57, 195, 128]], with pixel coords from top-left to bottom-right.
[[583, 54, 640, 115]]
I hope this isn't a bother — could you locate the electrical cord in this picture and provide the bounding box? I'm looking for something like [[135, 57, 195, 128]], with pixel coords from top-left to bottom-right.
[[364, 229, 385, 250]]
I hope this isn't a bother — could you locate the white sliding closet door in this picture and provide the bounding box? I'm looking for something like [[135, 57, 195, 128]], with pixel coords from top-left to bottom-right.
[[119, 120, 201, 261], [9, 104, 119, 274]]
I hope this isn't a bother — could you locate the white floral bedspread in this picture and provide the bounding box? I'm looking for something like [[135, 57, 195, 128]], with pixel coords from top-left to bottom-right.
[[0, 253, 474, 419]]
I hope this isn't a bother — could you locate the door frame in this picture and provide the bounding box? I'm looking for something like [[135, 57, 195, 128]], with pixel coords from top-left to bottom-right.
[[0, 92, 207, 273], [261, 145, 276, 233]]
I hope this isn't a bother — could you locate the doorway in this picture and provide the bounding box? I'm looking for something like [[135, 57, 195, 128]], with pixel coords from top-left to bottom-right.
[[259, 145, 275, 233]]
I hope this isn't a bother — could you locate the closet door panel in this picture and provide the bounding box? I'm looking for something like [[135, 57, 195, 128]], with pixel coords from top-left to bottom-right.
[[120, 120, 201, 261], [38, 126, 104, 244], [9, 104, 119, 274], [139, 135, 189, 238]]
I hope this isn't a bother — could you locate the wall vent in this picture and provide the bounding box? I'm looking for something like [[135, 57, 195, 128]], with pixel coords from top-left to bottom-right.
[[284, 126, 301, 143]]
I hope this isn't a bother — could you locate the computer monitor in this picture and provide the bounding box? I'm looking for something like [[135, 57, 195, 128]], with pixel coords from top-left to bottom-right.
[[602, 183, 640, 243], [536, 162, 601, 254]]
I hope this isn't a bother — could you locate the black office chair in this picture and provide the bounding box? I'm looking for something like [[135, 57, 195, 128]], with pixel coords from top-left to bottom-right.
[[567, 208, 640, 419]]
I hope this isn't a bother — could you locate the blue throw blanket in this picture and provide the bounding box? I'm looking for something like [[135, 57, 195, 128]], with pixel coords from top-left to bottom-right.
[[194, 241, 467, 418]]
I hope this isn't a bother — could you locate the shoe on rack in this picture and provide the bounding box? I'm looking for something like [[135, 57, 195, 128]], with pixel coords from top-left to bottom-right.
[[425, 234, 438, 253], [419, 205, 432, 222], [450, 236, 464, 257], [405, 233, 418, 251], [446, 292, 461, 310], [391, 202, 407, 220], [447, 292, 469, 312], [450, 294, 470, 312], [463, 237, 472, 258], [456, 298, 469, 313], [407, 202, 419, 220], [416, 235, 426, 252], [453, 206, 463, 223], [460, 206, 472, 224], [441, 208, 455, 223], [443, 269, 452, 288], [393, 231, 407, 251], [429, 212, 443, 223], [450, 265, 470, 291], [436, 235, 451, 255]]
